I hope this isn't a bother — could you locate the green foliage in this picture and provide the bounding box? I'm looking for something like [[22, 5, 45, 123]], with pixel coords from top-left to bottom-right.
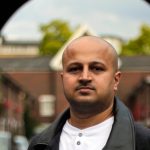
[[0, 103, 3, 115], [39, 19, 74, 56], [121, 24, 150, 56], [23, 104, 39, 140]]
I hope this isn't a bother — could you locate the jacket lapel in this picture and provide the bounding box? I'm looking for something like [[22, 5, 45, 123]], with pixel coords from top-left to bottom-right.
[[32, 109, 70, 150], [103, 98, 135, 150]]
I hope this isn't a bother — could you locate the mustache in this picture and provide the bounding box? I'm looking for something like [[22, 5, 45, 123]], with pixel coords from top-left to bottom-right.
[[75, 85, 96, 90]]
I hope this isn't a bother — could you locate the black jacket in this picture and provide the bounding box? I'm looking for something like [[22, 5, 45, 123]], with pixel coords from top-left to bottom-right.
[[28, 97, 150, 150]]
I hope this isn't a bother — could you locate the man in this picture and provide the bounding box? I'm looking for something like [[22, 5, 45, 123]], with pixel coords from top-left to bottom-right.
[[28, 36, 150, 150]]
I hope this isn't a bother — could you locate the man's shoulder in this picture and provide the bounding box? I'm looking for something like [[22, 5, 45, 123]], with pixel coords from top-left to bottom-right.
[[28, 109, 70, 150], [135, 122, 150, 138], [134, 122, 150, 149], [27, 125, 53, 150]]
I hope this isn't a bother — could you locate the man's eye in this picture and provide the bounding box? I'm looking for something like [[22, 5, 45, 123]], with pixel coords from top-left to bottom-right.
[[68, 67, 80, 73], [91, 66, 104, 72]]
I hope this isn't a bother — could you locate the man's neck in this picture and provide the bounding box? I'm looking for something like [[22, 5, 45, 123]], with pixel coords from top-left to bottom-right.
[[68, 103, 114, 129]]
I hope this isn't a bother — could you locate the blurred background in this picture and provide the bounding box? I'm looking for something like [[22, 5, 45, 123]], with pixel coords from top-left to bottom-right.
[[0, 0, 150, 149]]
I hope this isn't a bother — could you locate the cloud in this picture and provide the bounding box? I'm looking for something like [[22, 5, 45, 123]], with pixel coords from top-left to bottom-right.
[[1, 0, 150, 41], [3, 20, 41, 41]]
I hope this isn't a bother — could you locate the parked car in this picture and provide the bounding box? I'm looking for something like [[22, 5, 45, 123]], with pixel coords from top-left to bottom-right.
[[0, 131, 29, 150], [13, 135, 29, 150], [0, 131, 12, 150]]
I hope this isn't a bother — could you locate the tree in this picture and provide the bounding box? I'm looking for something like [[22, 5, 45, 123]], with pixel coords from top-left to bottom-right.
[[23, 103, 39, 139], [121, 24, 150, 56], [39, 19, 74, 56]]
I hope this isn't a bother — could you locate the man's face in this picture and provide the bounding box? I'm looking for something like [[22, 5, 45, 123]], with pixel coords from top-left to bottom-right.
[[61, 38, 121, 114]]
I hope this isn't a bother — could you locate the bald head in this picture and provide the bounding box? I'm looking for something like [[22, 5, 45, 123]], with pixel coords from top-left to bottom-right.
[[62, 36, 119, 72]]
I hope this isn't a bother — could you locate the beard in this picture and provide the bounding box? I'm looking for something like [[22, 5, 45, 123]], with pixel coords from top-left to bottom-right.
[[64, 92, 112, 118]]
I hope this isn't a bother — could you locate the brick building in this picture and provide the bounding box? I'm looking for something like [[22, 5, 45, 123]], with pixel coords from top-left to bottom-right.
[[0, 25, 149, 133]]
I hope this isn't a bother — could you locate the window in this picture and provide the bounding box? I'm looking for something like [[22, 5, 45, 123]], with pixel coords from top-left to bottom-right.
[[39, 95, 55, 117]]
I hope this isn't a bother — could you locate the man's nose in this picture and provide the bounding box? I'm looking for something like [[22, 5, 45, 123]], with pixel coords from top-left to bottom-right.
[[79, 68, 92, 81]]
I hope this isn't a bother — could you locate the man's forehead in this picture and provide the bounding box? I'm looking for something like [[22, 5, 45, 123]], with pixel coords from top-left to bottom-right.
[[64, 36, 116, 56], [62, 36, 118, 69], [63, 49, 110, 69], [64, 45, 113, 61], [64, 43, 107, 58], [67, 37, 108, 50]]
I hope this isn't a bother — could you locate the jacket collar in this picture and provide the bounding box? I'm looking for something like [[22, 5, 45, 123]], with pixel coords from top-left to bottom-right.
[[32, 97, 135, 150], [32, 109, 70, 150], [103, 97, 135, 150]]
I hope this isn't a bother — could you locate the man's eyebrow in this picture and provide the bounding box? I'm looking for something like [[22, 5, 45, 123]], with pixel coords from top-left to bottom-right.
[[66, 62, 82, 66], [66, 61, 106, 66]]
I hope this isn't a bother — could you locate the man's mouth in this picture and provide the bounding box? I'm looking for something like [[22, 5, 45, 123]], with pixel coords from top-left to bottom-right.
[[76, 86, 95, 93]]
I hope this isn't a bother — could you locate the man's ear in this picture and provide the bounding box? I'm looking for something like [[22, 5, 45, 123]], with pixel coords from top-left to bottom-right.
[[114, 71, 121, 91], [60, 71, 63, 79]]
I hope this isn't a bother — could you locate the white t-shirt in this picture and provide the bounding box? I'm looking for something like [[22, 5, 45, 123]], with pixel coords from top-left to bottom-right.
[[59, 116, 114, 150]]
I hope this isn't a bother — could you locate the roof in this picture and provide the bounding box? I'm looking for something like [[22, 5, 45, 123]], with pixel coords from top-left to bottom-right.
[[3, 40, 39, 46], [0, 55, 149, 73], [49, 24, 125, 71], [2, 73, 36, 100], [0, 56, 51, 72], [120, 56, 150, 71]]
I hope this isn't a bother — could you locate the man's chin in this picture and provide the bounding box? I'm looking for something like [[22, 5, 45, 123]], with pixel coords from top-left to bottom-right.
[[69, 99, 107, 115]]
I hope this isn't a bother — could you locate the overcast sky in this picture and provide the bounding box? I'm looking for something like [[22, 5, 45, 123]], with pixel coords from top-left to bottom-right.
[[1, 0, 150, 41]]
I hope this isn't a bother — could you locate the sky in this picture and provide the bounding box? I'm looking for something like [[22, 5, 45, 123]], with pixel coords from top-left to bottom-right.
[[1, 0, 150, 41]]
